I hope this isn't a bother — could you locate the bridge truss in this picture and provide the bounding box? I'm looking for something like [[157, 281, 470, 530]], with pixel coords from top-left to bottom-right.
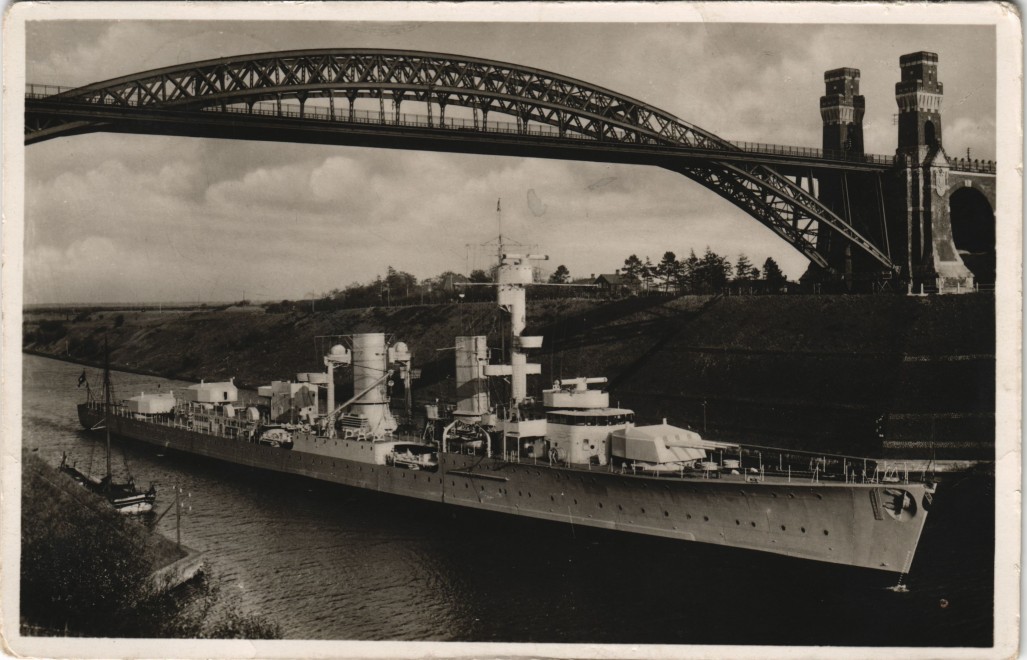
[[25, 49, 897, 272]]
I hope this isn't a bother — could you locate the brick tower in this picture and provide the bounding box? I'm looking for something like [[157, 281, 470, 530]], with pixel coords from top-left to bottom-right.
[[895, 52, 943, 158], [891, 51, 973, 292], [821, 67, 865, 155], [811, 68, 881, 290]]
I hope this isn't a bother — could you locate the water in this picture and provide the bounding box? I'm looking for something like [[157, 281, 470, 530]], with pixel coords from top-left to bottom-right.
[[21, 354, 994, 645]]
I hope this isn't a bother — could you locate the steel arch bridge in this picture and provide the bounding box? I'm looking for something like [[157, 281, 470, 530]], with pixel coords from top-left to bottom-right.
[[24, 48, 896, 273]]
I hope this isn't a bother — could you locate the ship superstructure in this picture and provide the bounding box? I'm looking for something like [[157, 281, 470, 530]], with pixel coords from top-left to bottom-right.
[[78, 242, 938, 574]]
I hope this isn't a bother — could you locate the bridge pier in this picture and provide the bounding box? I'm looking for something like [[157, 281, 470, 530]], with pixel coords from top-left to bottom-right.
[[807, 67, 893, 291], [810, 53, 985, 293], [888, 52, 975, 294]]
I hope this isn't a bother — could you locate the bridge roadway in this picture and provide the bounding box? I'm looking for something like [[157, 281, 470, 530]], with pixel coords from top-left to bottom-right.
[[27, 88, 895, 175], [25, 89, 996, 179]]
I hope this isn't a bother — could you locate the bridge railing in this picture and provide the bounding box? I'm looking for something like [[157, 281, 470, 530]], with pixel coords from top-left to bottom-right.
[[948, 158, 997, 174], [25, 83, 76, 98], [727, 141, 896, 167]]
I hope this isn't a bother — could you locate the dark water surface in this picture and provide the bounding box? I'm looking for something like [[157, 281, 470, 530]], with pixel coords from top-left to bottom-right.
[[21, 354, 994, 645]]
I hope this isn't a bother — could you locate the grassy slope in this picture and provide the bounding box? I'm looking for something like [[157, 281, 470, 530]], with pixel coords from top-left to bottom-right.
[[24, 294, 995, 458]]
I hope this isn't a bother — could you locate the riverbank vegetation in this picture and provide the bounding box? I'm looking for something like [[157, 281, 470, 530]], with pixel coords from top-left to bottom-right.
[[20, 452, 281, 638]]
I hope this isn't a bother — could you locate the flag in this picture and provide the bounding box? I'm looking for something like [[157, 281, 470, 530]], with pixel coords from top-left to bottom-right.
[[77, 369, 86, 387]]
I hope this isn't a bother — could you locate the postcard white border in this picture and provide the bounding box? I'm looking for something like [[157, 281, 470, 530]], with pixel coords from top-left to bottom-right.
[[2, 3, 1021, 659]]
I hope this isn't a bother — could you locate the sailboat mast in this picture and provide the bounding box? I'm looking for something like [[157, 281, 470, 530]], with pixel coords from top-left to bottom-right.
[[103, 336, 112, 490]]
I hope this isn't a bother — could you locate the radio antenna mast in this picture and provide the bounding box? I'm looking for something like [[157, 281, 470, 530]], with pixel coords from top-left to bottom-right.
[[496, 197, 503, 262]]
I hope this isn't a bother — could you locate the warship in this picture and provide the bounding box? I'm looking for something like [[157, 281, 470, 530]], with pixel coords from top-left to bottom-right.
[[78, 246, 937, 574]]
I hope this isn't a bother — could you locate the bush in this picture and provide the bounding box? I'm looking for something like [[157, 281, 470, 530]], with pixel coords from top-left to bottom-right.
[[20, 454, 281, 638]]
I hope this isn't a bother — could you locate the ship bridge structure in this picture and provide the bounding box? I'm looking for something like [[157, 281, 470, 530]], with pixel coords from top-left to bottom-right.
[[25, 48, 996, 291]]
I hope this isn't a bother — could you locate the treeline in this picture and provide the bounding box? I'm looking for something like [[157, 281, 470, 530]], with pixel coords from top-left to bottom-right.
[[265, 266, 499, 313], [545, 249, 789, 296], [261, 249, 791, 314], [619, 249, 788, 294]]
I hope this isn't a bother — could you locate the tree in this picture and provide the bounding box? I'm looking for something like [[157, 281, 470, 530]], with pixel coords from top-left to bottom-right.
[[469, 269, 492, 283], [656, 251, 681, 292], [622, 254, 644, 283], [641, 256, 656, 293], [385, 266, 417, 301], [763, 257, 787, 291], [548, 264, 571, 284], [734, 254, 754, 281], [698, 247, 731, 292], [680, 250, 700, 293]]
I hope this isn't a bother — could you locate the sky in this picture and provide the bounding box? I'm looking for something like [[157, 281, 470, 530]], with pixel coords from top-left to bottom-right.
[[22, 17, 997, 304]]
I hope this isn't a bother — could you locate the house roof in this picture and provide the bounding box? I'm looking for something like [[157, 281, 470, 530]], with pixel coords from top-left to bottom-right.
[[596, 273, 626, 285]]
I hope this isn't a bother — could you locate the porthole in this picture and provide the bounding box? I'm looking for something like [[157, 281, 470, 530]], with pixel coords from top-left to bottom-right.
[[573, 498, 578, 505], [801, 527, 807, 534], [641, 507, 647, 514], [823, 529, 829, 536], [664, 511, 670, 517], [598, 502, 603, 509], [816, 494, 823, 500], [518, 491, 522, 497], [735, 519, 741, 525], [481, 485, 485, 491], [781, 525, 786, 531], [528, 492, 532, 498], [550, 495, 555, 502], [703, 515, 709, 522], [686, 514, 692, 519], [750, 522, 756, 528], [617, 504, 623, 511], [464, 483, 469, 489]]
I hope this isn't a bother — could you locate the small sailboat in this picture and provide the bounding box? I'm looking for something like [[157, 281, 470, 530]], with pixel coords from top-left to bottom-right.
[[62, 339, 156, 514]]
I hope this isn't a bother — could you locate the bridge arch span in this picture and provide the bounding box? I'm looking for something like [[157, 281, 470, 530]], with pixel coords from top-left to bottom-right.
[[26, 48, 895, 273]]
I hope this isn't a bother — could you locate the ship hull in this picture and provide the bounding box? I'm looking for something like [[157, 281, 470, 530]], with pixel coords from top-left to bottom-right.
[[78, 404, 931, 573]]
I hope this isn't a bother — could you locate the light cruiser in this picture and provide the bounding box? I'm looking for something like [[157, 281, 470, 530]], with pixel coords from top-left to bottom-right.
[[79, 249, 936, 573]]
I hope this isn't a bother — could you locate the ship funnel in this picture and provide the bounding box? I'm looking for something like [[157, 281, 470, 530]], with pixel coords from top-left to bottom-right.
[[350, 333, 398, 437], [455, 336, 489, 418]]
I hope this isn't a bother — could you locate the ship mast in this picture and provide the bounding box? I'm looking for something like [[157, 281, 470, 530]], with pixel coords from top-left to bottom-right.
[[496, 197, 503, 264], [103, 335, 112, 491], [481, 212, 547, 419]]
